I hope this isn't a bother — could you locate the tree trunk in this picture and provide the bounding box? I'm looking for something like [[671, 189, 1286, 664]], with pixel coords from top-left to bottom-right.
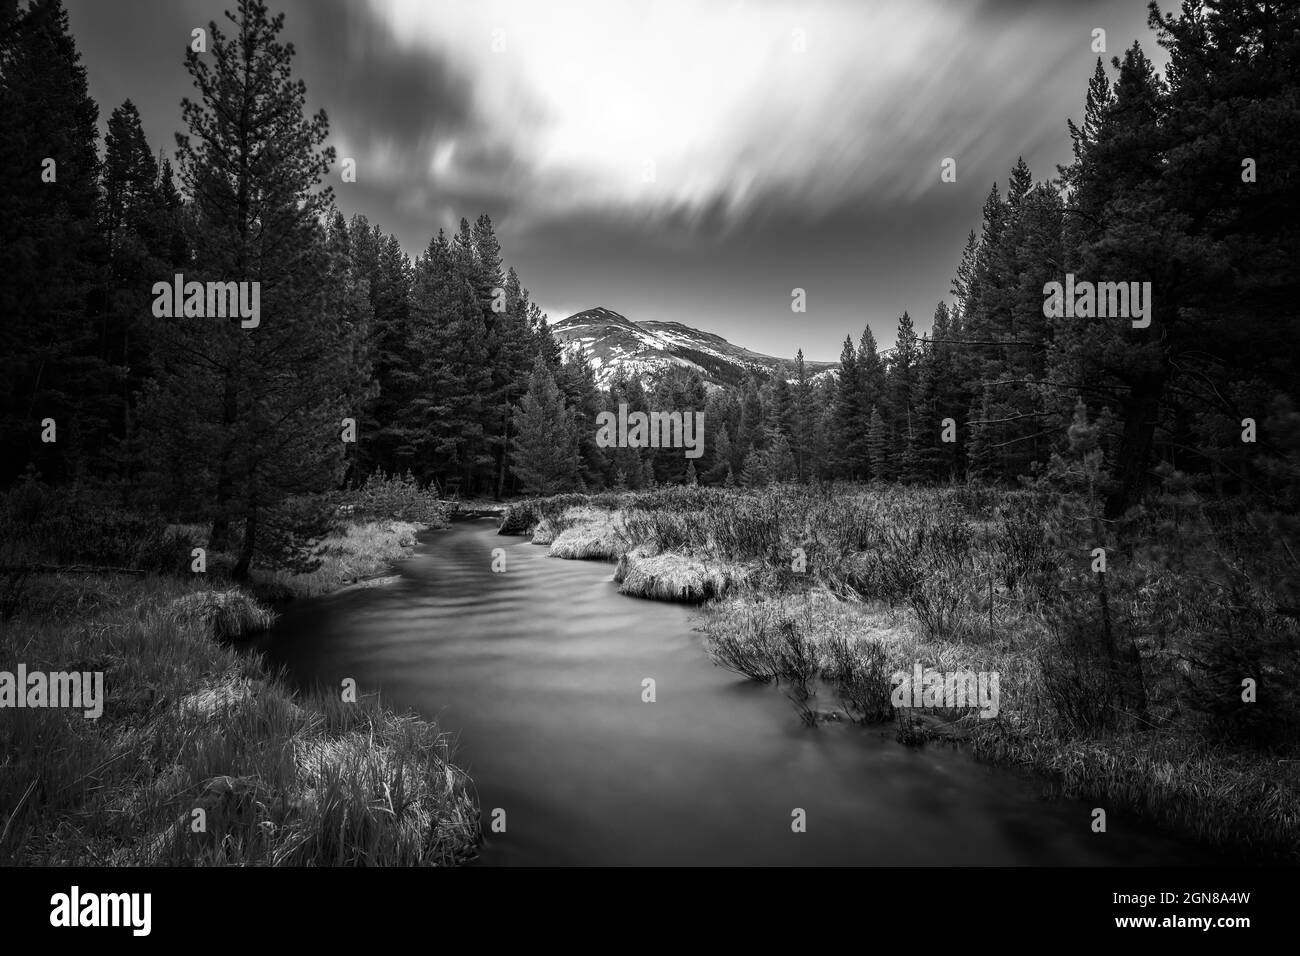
[[1104, 367, 1167, 519], [208, 381, 238, 551], [495, 408, 510, 499], [232, 508, 256, 581]]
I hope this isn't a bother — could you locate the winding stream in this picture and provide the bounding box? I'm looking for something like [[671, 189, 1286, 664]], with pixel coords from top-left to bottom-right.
[[258, 517, 1226, 866]]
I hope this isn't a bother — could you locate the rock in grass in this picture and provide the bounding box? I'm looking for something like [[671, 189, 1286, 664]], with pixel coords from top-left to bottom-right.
[[167, 589, 276, 642]]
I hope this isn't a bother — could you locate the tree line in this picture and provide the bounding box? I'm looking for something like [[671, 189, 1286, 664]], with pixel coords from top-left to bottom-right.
[[2, 0, 1297, 580], [562, 1, 1299, 522]]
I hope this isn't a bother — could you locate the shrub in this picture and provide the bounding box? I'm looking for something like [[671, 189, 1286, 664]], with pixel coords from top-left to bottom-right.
[[823, 634, 893, 722], [344, 470, 448, 525]]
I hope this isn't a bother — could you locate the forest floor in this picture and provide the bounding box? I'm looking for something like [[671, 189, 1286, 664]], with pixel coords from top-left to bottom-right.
[[501, 484, 1300, 863], [0, 510, 480, 866]]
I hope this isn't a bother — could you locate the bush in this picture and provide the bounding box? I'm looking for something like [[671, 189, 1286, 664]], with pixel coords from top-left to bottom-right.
[[344, 470, 448, 526], [823, 635, 893, 723], [0, 478, 187, 572]]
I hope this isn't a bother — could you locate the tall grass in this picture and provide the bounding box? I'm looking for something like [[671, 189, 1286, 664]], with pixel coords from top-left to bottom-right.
[[0, 573, 480, 866], [508, 481, 1300, 860], [253, 520, 425, 599], [0, 478, 478, 866]]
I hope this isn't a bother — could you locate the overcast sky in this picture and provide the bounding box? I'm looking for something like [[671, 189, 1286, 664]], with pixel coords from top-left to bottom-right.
[[66, 0, 1167, 361]]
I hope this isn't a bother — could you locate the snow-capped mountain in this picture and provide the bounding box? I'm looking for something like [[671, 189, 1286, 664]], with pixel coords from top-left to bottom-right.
[[551, 307, 837, 389]]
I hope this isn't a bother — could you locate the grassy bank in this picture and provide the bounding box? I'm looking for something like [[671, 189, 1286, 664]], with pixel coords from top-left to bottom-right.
[[249, 520, 429, 600], [0, 478, 480, 866], [501, 484, 1300, 862]]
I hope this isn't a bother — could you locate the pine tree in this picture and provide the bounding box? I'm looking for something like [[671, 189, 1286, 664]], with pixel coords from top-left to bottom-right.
[[509, 359, 579, 495], [886, 312, 919, 475], [555, 349, 605, 489], [354, 224, 417, 475], [866, 405, 891, 482], [736, 376, 765, 459], [407, 230, 490, 494], [791, 349, 818, 482], [914, 302, 962, 481], [965, 389, 998, 482], [766, 432, 797, 483], [650, 365, 707, 484], [1007, 155, 1032, 209], [1051, 42, 1173, 516], [740, 446, 769, 487], [473, 217, 534, 496], [704, 425, 734, 484], [147, 0, 365, 577], [607, 373, 651, 489], [533, 306, 564, 370], [949, 229, 978, 321], [101, 99, 185, 487], [831, 335, 861, 478], [0, 0, 107, 484]]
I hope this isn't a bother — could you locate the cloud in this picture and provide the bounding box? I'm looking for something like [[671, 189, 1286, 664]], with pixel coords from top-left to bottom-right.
[[355, 0, 1109, 235]]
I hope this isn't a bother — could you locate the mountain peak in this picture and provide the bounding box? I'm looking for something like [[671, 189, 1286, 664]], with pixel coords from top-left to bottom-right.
[[550, 309, 835, 389], [552, 307, 635, 331]]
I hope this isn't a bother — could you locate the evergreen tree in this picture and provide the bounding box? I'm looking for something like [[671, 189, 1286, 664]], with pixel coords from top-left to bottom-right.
[[704, 425, 734, 484], [887, 311, 919, 473], [866, 405, 891, 481], [100, 99, 186, 487], [147, 0, 365, 576], [965, 389, 999, 482], [740, 446, 769, 487], [736, 375, 765, 459], [533, 306, 564, 370], [913, 302, 962, 481], [0, 0, 106, 483], [407, 230, 491, 494], [555, 349, 606, 489], [354, 223, 417, 475], [831, 335, 861, 478], [949, 229, 978, 322], [1050, 42, 1176, 516], [649, 365, 707, 484], [509, 359, 579, 495], [607, 373, 651, 489], [474, 217, 534, 496], [791, 349, 819, 482]]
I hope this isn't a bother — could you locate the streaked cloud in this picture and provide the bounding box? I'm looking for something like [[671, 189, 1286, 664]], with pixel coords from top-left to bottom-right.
[[358, 0, 1138, 235], [65, 0, 1165, 360]]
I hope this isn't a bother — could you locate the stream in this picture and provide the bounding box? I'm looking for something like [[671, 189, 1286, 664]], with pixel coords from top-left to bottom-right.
[[257, 517, 1226, 866]]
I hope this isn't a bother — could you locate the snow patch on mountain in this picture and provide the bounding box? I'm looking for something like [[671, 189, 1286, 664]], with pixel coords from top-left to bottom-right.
[[551, 307, 836, 389]]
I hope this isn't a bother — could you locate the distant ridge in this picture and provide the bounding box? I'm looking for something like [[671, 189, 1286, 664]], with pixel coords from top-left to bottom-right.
[[550, 307, 836, 388]]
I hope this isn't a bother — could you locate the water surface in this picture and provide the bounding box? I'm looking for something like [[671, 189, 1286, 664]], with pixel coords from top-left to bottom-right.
[[259, 517, 1225, 866]]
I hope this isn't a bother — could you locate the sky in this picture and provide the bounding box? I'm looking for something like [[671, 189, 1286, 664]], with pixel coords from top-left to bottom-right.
[[65, 0, 1169, 362]]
